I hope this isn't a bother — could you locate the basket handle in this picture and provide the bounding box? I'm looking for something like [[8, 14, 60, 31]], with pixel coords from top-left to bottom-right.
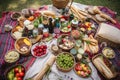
[[100, 42, 107, 49]]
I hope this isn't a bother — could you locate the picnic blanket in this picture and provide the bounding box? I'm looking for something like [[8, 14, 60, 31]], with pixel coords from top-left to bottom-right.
[[0, 2, 120, 80], [0, 12, 36, 80]]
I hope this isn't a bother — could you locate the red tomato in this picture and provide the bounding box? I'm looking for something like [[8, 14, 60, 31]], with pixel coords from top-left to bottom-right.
[[21, 68, 25, 72], [67, 25, 71, 28], [75, 64, 82, 71], [41, 46, 44, 49], [16, 73, 20, 77], [44, 51, 46, 54], [87, 70, 91, 74], [17, 77, 22, 80], [14, 68, 19, 73], [39, 49, 42, 52], [34, 52, 37, 56], [19, 72, 25, 77], [38, 54, 41, 56], [43, 45, 47, 49]]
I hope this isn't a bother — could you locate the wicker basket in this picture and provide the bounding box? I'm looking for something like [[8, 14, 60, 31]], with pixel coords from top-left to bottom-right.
[[52, 0, 70, 9], [15, 37, 32, 56]]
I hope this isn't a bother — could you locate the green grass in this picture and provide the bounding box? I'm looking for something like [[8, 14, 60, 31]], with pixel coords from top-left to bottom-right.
[[0, 0, 120, 20]]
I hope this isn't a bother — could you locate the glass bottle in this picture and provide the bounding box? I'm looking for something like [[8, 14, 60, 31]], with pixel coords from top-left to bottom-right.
[[48, 18, 54, 34]]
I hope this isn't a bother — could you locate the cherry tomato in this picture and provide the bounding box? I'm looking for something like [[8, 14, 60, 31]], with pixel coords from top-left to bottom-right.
[[17, 77, 22, 80], [41, 46, 44, 49], [14, 68, 19, 73], [39, 49, 42, 52], [75, 64, 82, 71], [21, 68, 25, 72], [43, 45, 47, 49], [16, 73, 20, 77], [19, 72, 25, 77], [34, 52, 37, 56], [67, 25, 71, 28]]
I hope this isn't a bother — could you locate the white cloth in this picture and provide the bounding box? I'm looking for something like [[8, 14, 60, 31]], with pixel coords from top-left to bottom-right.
[[24, 3, 101, 80], [24, 39, 100, 80]]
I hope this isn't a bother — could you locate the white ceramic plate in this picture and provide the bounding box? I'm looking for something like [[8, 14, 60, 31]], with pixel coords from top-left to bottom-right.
[[31, 42, 48, 58]]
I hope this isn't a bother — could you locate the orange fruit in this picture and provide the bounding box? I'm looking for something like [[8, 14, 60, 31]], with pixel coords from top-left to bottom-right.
[[28, 16, 34, 21]]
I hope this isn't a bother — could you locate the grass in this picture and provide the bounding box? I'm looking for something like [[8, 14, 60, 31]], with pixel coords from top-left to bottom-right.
[[0, 0, 120, 20]]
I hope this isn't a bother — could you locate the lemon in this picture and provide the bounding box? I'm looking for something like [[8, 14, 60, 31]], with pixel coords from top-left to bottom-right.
[[77, 71, 81, 75], [23, 39, 31, 46]]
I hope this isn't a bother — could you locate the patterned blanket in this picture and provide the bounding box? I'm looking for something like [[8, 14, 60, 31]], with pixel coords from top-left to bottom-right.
[[0, 12, 36, 80], [0, 6, 120, 80]]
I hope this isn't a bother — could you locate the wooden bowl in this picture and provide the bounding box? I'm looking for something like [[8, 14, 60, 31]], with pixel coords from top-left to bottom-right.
[[5, 64, 25, 80], [56, 52, 75, 72], [15, 37, 32, 55], [57, 34, 75, 51], [74, 62, 92, 78], [11, 12, 22, 20]]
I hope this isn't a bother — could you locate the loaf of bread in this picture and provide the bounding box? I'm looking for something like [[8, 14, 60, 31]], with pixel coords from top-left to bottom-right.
[[92, 55, 117, 79]]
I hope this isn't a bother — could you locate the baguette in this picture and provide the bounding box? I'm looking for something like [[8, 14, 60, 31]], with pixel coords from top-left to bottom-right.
[[83, 38, 98, 45], [93, 6, 101, 14], [70, 5, 87, 20], [93, 57, 116, 79], [41, 10, 56, 18], [100, 13, 116, 23], [33, 55, 56, 80]]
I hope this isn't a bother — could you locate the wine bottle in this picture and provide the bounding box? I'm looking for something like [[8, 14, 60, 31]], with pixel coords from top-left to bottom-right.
[[48, 18, 54, 33]]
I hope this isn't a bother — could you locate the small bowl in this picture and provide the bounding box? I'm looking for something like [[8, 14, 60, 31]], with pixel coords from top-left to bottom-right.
[[11, 25, 24, 40], [56, 52, 75, 72], [4, 50, 20, 63], [57, 34, 75, 51], [31, 42, 48, 58], [15, 37, 32, 56], [11, 12, 21, 20], [21, 9, 33, 18], [102, 47, 115, 59], [60, 26, 72, 34]]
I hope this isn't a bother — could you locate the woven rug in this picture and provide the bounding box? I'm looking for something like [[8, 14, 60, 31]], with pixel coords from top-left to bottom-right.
[[0, 12, 36, 80]]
